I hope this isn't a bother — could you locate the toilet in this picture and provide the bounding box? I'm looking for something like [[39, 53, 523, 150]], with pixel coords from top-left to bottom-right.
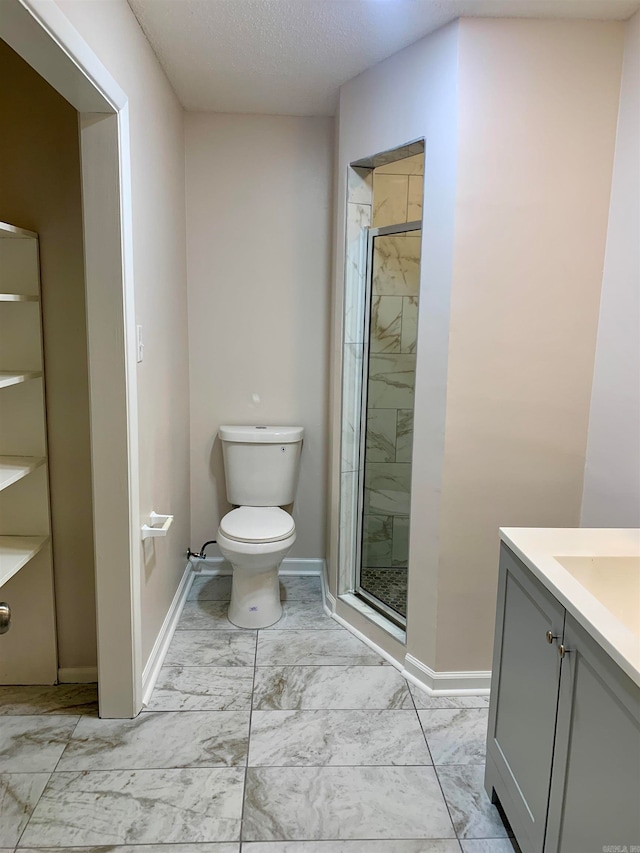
[[216, 425, 304, 628]]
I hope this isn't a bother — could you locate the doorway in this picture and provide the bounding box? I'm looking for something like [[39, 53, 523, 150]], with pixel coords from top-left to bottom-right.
[[0, 0, 142, 717]]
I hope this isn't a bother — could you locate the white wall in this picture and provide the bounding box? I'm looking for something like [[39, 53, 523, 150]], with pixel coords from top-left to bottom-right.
[[331, 18, 624, 677], [185, 113, 333, 559], [437, 18, 623, 672], [330, 22, 461, 665], [581, 10, 640, 528], [54, 0, 191, 665]]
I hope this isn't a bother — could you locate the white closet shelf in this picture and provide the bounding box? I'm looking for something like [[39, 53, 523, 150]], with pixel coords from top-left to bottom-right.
[[0, 456, 46, 493], [0, 222, 37, 239], [0, 371, 42, 389], [0, 293, 39, 302], [0, 535, 48, 589]]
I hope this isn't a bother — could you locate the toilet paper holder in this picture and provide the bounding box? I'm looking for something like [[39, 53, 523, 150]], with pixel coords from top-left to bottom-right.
[[141, 511, 174, 540]]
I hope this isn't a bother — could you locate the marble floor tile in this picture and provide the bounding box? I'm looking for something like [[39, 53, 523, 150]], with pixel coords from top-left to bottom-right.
[[252, 665, 414, 710], [263, 602, 339, 630], [243, 842, 461, 852], [164, 630, 256, 666], [19, 847, 240, 853], [146, 666, 254, 711], [277, 576, 322, 601], [0, 773, 49, 847], [0, 715, 79, 772], [249, 710, 431, 766], [418, 709, 489, 765], [410, 684, 490, 710], [189, 575, 323, 602], [256, 630, 387, 666], [57, 710, 250, 770], [189, 575, 233, 600], [436, 765, 509, 839], [461, 840, 519, 852], [20, 767, 245, 846], [178, 601, 240, 630], [243, 766, 455, 841], [179, 601, 335, 632], [0, 684, 98, 716]]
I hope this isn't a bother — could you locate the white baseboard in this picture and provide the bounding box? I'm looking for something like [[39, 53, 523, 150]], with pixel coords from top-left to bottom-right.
[[279, 558, 323, 576], [320, 565, 491, 696], [331, 608, 404, 669], [192, 557, 324, 577], [321, 559, 337, 613], [141, 562, 194, 707], [402, 653, 491, 695], [190, 556, 231, 575], [58, 667, 98, 684]]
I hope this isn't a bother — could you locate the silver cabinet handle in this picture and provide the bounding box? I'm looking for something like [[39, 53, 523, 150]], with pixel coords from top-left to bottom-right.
[[546, 630, 559, 644], [0, 602, 11, 635], [558, 644, 571, 659]]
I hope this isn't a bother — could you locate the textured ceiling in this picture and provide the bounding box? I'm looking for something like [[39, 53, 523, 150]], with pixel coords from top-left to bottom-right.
[[127, 0, 640, 115]]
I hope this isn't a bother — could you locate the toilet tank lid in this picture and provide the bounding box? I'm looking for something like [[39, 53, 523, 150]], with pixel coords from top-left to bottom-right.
[[219, 425, 304, 443]]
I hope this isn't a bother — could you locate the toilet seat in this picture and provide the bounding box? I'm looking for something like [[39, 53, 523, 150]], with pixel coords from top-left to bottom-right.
[[219, 506, 295, 544]]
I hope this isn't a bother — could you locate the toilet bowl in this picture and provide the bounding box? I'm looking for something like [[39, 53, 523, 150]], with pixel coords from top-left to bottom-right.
[[217, 505, 296, 628]]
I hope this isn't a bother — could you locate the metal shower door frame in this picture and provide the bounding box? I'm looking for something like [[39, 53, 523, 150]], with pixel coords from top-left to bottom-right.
[[354, 220, 422, 629]]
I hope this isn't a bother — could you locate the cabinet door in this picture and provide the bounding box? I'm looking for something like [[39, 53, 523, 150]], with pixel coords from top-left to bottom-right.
[[545, 614, 640, 853], [485, 544, 565, 853]]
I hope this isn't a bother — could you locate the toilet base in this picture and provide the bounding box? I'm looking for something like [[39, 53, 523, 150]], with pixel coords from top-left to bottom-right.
[[228, 566, 282, 629]]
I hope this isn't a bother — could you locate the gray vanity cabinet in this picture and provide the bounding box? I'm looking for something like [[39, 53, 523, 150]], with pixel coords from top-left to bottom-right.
[[485, 544, 565, 853], [486, 543, 640, 853], [544, 613, 640, 852]]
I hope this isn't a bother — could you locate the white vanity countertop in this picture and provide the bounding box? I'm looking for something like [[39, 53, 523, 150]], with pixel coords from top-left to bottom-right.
[[500, 528, 640, 688]]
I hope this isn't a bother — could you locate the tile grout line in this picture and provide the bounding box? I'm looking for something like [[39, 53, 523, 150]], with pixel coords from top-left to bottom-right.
[[8, 712, 82, 849], [11, 768, 54, 850], [49, 714, 84, 774], [410, 681, 464, 846], [3, 585, 504, 850], [238, 620, 259, 847]]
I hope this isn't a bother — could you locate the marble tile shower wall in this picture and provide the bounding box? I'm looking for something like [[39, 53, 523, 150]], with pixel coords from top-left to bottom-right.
[[339, 167, 373, 580], [363, 154, 423, 570]]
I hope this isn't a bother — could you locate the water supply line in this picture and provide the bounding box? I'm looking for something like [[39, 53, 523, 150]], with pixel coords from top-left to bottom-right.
[[186, 539, 217, 568]]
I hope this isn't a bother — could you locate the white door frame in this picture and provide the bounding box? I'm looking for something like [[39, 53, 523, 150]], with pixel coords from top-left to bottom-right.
[[1, 0, 142, 717]]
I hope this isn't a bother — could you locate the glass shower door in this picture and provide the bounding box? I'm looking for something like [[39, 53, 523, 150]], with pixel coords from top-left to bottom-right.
[[355, 221, 421, 626]]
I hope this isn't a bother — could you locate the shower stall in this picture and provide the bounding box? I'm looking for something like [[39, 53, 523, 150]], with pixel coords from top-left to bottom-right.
[[339, 144, 424, 634], [356, 221, 421, 624]]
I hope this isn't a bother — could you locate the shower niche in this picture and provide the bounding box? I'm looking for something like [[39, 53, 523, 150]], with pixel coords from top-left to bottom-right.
[[339, 141, 424, 632]]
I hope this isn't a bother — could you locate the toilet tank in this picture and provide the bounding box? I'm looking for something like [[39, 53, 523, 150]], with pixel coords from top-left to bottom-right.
[[219, 425, 304, 506]]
